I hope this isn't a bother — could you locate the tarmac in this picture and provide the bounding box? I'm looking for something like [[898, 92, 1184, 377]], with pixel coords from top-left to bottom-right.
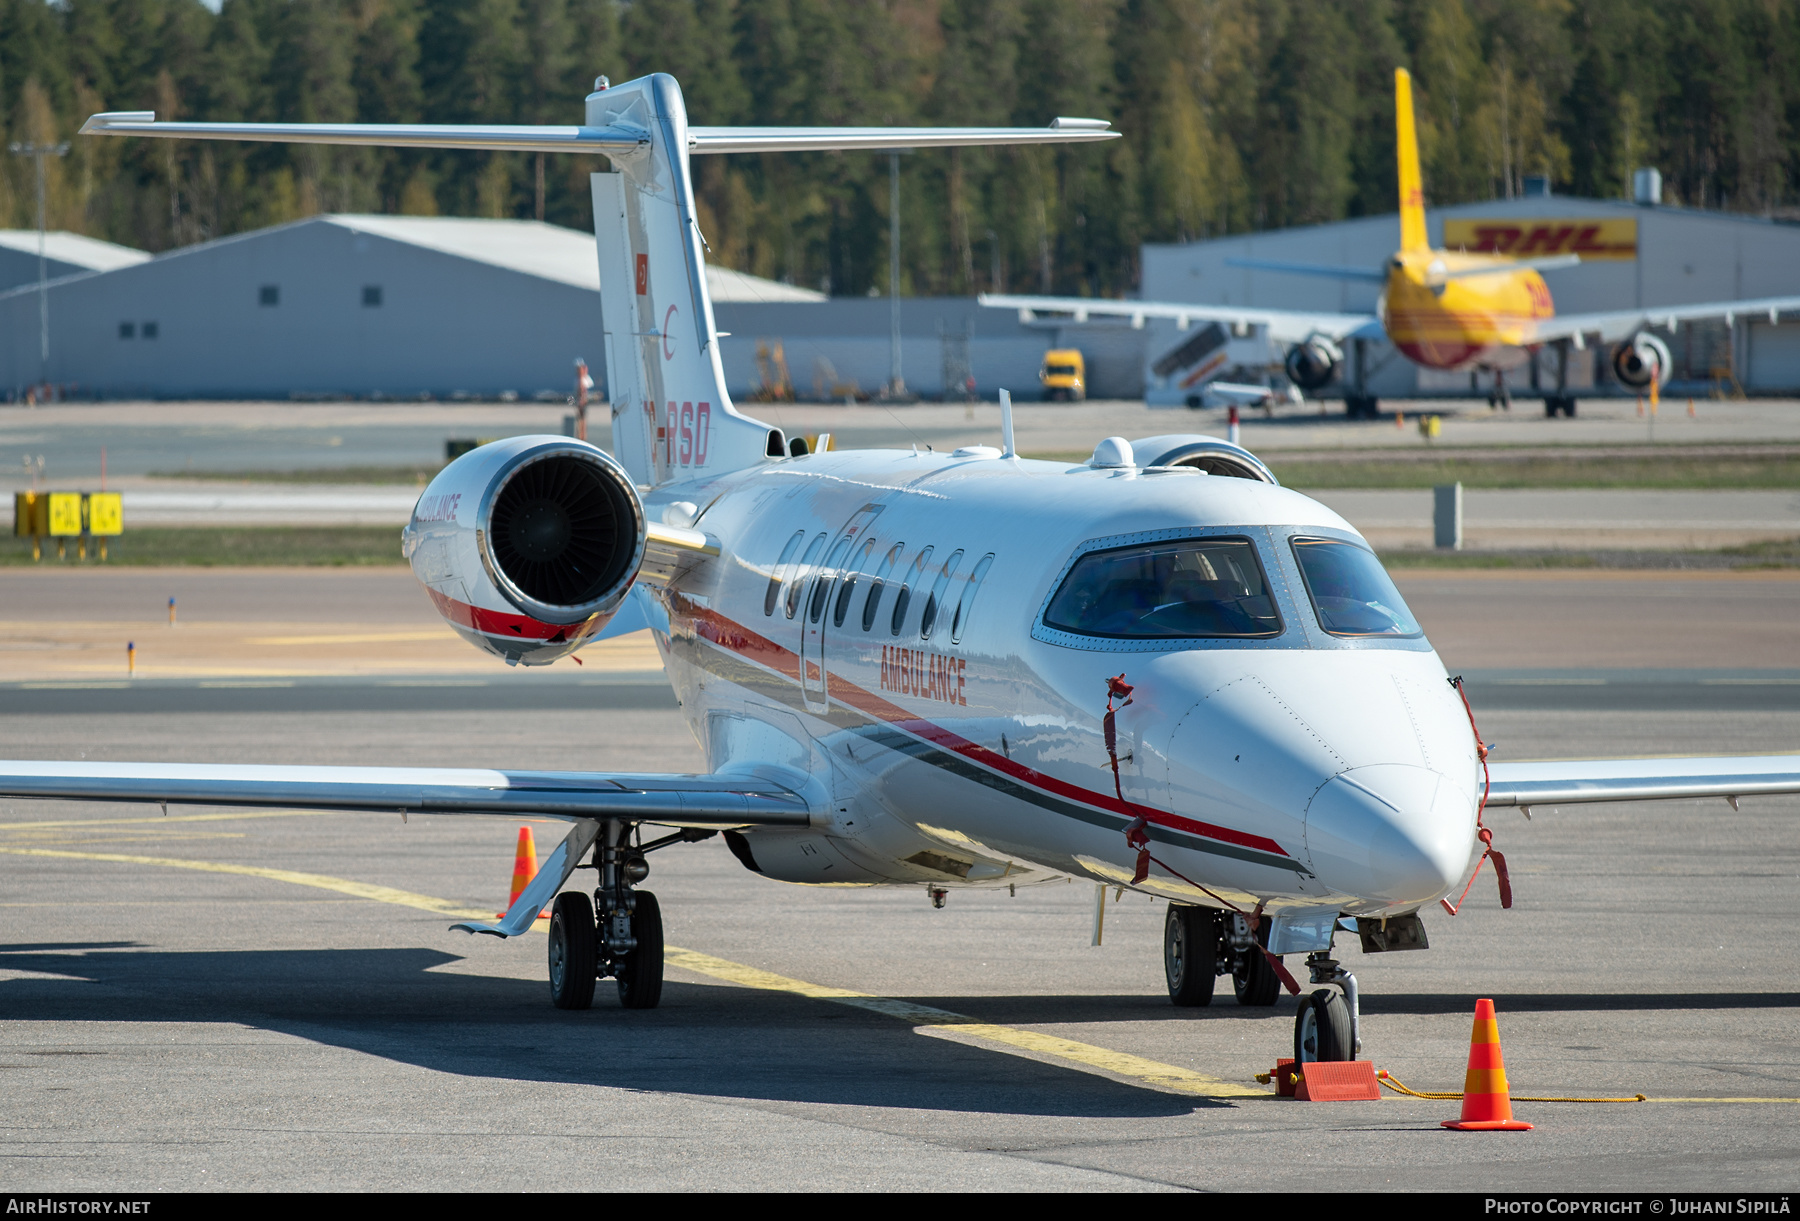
[[1, 569, 1798, 1191]]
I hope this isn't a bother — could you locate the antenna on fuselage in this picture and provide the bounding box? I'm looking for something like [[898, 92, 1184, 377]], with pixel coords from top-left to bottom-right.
[[999, 388, 1016, 459]]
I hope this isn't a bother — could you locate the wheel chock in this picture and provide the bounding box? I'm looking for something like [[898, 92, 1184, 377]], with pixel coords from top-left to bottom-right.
[[1259, 1058, 1299, 1097], [1293, 1060, 1382, 1101]]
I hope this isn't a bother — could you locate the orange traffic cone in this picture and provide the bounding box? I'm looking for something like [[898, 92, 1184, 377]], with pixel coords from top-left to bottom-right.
[[497, 826, 548, 918], [1441, 998, 1533, 1130]]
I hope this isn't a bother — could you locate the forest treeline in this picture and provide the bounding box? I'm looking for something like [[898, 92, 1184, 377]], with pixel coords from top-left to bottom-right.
[[2, 0, 1795, 297]]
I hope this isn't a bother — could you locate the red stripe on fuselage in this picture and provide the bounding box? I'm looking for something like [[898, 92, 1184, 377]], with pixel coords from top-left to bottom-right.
[[677, 600, 1290, 860]]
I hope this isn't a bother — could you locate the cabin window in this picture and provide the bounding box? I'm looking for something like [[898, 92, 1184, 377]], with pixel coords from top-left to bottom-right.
[[764, 530, 806, 617], [889, 546, 934, 636], [862, 543, 904, 632], [835, 539, 877, 628], [1291, 537, 1422, 638], [259, 285, 279, 307], [785, 533, 828, 619], [809, 536, 854, 624], [950, 553, 995, 643], [919, 549, 965, 639], [1044, 537, 1281, 639]]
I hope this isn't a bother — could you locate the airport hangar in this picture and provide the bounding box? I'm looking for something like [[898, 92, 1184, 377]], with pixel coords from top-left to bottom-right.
[[1115, 190, 1800, 404], [0, 215, 1056, 403]]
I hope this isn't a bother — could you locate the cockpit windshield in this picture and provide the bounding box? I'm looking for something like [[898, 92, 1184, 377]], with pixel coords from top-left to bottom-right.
[[1291, 538, 1422, 637], [1044, 537, 1282, 639]]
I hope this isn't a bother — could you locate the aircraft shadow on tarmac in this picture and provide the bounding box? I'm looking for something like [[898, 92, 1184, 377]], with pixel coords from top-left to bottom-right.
[[0, 944, 1205, 1118]]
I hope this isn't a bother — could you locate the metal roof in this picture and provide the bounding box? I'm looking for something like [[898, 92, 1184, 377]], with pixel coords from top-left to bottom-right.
[[321, 214, 825, 301], [0, 229, 150, 272]]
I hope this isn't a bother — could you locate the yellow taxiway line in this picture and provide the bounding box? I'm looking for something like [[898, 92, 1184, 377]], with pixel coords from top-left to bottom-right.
[[0, 841, 1259, 1099], [4, 837, 1795, 1105]]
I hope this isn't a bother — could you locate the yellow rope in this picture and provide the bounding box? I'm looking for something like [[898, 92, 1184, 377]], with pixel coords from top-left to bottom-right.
[[1378, 1070, 1645, 1104]]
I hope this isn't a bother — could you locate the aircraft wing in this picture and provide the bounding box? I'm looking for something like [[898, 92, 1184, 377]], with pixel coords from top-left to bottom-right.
[[1531, 295, 1800, 346], [0, 761, 811, 939], [1486, 755, 1800, 810], [977, 293, 1381, 345], [0, 761, 810, 827]]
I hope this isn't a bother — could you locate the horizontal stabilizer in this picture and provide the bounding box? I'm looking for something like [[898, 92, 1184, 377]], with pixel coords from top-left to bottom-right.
[[1438, 254, 1580, 279], [79, 112, 647, 154], [81, 113, 1116, 156], [1223, 257, 1387, 283], [688, 121, 1116, 154]]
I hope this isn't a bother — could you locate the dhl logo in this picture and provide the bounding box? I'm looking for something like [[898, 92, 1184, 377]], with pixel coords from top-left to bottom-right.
[[1443, 218, 1637, 261]]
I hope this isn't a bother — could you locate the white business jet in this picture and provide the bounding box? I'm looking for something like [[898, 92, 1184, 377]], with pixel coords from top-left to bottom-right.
[[6, 73, 1798, 1067]]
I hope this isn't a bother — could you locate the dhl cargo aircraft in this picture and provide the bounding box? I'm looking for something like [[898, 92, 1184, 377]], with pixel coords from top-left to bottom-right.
[[983, 68, 1800, 418], [4, 73, 1798, 1069]]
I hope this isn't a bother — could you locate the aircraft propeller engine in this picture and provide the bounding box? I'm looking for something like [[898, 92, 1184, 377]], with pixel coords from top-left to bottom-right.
[[1611, 333, 1673, 390], [402, 436, 646, 665], [1284, 338, 1342, 391]]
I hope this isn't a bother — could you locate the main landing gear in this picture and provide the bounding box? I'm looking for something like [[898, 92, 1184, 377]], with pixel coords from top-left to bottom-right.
[[549, 821, 710, 1011], [1163, 905, 1282, 1009], [1164, 905, 1362, 1064]]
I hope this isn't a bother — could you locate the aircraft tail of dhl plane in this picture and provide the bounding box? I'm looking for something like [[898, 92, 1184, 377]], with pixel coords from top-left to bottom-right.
[[983, 67, 1800, 418]]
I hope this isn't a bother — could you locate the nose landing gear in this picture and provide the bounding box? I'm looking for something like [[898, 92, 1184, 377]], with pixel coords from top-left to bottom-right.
[[1295, 951, 1360, 1063]]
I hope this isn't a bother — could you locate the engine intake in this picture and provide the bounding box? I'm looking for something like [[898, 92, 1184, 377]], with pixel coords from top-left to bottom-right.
[[1612, 333, 1673, 389], [404, 437, 646, 665], [488, 453, 637, 610], [1285, 338, 1341, 391]]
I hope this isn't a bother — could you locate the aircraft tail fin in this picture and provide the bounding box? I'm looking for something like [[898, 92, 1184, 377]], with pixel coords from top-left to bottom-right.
[[586, 74, 771, 487], [1394, 68, 1428, 253], [82, 76, 1116, 489]]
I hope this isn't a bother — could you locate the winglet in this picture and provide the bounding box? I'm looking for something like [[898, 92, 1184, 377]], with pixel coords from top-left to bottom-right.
[[1395, 68, 1427, 253]]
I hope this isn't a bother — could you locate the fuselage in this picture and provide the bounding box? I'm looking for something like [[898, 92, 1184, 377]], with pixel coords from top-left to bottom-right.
[[1383, 247, 1556, 372], [639, 447, 1482, 920]]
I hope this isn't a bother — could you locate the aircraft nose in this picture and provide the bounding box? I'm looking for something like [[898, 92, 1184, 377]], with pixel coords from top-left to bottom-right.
[[1304, 765, 1474, 904]]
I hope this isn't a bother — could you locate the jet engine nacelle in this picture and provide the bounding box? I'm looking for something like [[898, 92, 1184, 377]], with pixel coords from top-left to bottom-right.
[[1612, 333, 1673, 389], [1284, 338, 1342, 391], [402, 436, 646, 665]]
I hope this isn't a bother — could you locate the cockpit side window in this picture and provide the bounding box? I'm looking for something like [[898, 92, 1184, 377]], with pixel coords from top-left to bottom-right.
[[1290, 537, 1422, 638], [1043, 536, 1282, 639]]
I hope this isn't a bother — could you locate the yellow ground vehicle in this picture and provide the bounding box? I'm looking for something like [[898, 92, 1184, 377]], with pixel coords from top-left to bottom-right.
[[1039, 348, 1085, 401]]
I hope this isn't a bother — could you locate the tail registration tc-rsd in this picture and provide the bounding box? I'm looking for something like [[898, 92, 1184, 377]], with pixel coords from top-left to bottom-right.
[[9, 74, 1799, 1062]]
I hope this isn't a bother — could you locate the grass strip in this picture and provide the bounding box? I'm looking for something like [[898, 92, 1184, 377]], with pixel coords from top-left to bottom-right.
[[1382, 538, 1800, 571], [1272, 455, 1800, 490], [1021, 452, 1800, 489], [3, 526, 404, 567], [147, 465, 444, 485]]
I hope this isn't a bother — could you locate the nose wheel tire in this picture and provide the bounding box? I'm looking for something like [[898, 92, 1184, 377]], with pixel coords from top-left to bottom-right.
[[615, 889, 665, 1010], [548, 891, 597, 1010], [1164, 905, 1219, 1007], [1295, 988, 1353, 1062]]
